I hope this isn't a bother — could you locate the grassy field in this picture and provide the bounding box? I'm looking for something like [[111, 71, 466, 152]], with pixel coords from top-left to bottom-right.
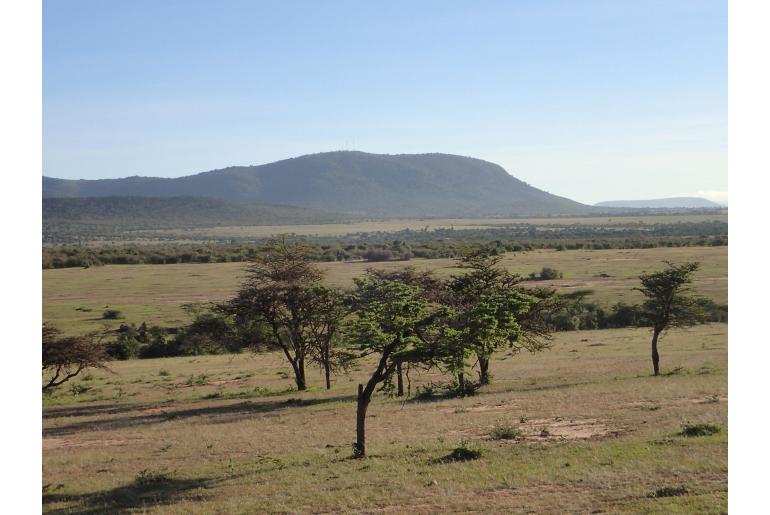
[[43, 323, 727, 513], [127, 213, 728, 241], [43, 246, 727, 334]]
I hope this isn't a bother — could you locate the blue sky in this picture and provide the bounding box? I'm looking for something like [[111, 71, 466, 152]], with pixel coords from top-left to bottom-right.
[[43, 0, 726, 205]]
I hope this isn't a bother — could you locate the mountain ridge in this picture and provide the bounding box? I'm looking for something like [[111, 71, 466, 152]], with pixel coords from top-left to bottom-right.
[[43, 151, 596, 217], [595, 197, 724, 209]]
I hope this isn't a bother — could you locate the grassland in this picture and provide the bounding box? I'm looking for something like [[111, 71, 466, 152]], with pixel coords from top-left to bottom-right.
[[43, 323, 727, 513], [43, 246, 727, 334], [129, 213, 727, 241]]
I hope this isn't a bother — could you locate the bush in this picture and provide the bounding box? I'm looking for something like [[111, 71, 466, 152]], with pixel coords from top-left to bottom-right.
[[679, 423, 721, 437], [529, 267, 563, 281], [647, 486, 689, 498], [489, 420, 524, 440], [102, 309, 123, 320]]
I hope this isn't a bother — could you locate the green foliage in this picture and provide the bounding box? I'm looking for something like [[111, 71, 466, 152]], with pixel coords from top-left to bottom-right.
[[489, 420, 524, 440], [647, 486, 689, 498], [637, 261, 706, 332], [42, 324, 108, 391], [529, 266, 563, 280], [42, 219, 728, 265], [679, 423, 721, 437], [443, 248, 542, 385]]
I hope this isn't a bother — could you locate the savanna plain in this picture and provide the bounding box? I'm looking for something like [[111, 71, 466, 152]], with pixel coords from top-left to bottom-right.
[[43, 218, 727, 514]]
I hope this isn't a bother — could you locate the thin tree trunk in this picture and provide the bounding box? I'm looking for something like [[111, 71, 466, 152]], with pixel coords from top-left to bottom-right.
[[396, 362, 404, 397], [354, 350, 392, 458], [324, 359, 331, 390], [457, 370, 465, 393], [355, 384, 369, 457], [651, 329, 661, 376], [297, 356, 307, 390], [478, 355, 490, 385]]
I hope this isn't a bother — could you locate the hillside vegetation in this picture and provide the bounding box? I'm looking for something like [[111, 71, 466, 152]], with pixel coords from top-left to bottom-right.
[[43, 196, 349, 237], [43, 151, 596, 217]]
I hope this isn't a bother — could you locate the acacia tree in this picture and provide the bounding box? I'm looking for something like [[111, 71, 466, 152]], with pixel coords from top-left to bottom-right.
[[636, 261, 705, 376], [364, 267, 446, 396], [42, 324, 108, 392], [305, 284, 354, 389], [223, 238, 326, 390], [448, 248, 551, 386], [345, 275, 442, 457]]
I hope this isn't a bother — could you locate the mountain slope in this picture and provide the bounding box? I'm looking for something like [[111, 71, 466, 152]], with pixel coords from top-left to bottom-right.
[[595, 197, 723, 209], [43, 151, 595, 217], [43, 196, 348, 228]]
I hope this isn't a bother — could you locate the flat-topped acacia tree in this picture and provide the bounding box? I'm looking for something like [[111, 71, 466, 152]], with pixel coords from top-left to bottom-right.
[[223, 237, 344, 391], [42, 324, 108, 392], [636, 261, 706, 376], [345, 274, 443, 458]]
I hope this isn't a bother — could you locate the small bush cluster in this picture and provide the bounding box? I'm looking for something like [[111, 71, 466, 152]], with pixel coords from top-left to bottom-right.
[[679, 423, 721, 437], [489, 420, 524, 440]]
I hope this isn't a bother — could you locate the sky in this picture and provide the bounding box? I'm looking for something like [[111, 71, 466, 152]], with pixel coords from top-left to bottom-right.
[[43, 0, 727, 205]]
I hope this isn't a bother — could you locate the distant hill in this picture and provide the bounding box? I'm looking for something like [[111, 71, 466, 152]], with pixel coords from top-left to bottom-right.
[[595, 197, 724, 209], [43, 196, 349, 229], [43, 151, 596, 217]]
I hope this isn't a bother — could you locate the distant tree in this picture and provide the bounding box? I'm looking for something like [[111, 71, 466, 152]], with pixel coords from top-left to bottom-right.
[[529, 267, 563, 281], [42, 324, 108, 392], [222, 237, 324, 390], [345, 275, 441, 457], [636, 261, 706, 375]]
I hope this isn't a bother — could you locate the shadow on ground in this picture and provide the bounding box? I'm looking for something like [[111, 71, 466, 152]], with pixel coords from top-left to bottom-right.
[[44, 394, 357, 438], [43, 476, 213, 514]]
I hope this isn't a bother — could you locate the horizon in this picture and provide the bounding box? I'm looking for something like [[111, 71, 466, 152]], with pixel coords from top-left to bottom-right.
[[43, 0, 727, 205]]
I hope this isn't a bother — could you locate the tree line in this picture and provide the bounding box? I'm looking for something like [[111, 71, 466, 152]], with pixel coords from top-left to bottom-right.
[[43, 227, 726, 269]]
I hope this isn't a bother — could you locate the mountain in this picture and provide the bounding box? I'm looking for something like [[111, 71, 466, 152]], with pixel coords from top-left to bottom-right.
[[595, 197, 724, 209], [43, 151, 595, 217], [43, 196, 349, 229]]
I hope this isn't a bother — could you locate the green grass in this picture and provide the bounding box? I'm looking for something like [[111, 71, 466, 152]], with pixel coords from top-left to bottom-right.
[[43, 324, 727, 513], [43, 245, 727, 334]]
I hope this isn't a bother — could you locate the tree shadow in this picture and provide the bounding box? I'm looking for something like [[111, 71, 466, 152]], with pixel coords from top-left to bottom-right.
[[43, 476, 213, 514], [44, 402, 163, 420], [44, 394, 357, 438]]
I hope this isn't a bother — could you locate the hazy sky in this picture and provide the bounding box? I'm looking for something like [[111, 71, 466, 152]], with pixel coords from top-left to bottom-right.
[[43, 0, 727, 205]]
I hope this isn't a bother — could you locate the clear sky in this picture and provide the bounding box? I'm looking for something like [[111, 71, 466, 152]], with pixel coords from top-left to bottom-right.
[[43, 0, 727, 205]]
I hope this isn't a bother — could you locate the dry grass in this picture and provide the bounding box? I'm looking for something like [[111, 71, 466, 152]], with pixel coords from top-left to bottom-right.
[[43, 246, 727, 334], [124, 212, 727, 240], [43, 324, 727, 513]]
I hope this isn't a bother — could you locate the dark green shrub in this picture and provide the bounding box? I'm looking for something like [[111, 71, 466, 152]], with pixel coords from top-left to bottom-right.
[[102, 309, 123, 320], [679, 423, 721, 437]]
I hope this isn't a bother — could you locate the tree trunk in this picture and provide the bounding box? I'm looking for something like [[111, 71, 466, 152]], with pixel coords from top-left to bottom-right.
[[396, 362, 404, 397], [355, 384, 369, 457], [651, 329, 661, 376], [478, 355, 490, 385], [457, 370, 465, 393], [297, 356, 307, 390], [324, 360, 331, 390]]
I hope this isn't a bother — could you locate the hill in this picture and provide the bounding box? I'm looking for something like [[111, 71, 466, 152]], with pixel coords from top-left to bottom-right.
[[595, 197, 723, 209], [43, 151, 595, 217]]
